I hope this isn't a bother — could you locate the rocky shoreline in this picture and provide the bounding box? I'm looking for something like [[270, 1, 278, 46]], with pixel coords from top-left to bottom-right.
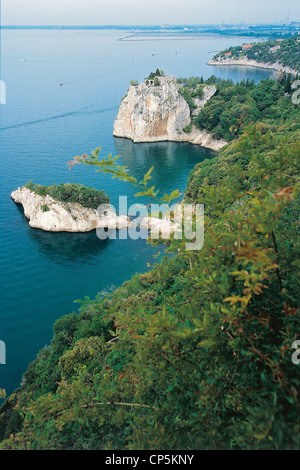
[[207, 57, 298, 76], [11, 187, 179, 235], [11, 187, 130, 232]]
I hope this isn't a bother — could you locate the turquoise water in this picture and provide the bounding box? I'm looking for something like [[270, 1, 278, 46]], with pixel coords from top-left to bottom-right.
[[0, 29, 273, 395]]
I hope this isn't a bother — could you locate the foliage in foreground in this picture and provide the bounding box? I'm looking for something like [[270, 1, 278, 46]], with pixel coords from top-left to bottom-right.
[[0, 116, 299, 449]]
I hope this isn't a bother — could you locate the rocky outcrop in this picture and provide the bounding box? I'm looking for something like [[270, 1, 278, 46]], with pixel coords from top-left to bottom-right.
[[11, 187, 130, 232], [207, 57, 298, 76], [11, 187, 181, 236], [191, 85, 219, 117], [172, 125, 226, 151], [113, 77, 226, 151]]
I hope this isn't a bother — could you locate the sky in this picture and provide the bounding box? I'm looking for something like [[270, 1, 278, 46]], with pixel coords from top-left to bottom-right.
[[1, 0, 299, 26]]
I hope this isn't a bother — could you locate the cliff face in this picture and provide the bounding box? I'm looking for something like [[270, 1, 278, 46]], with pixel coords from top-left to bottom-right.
[[11, 187, 130, 232], [113, 77, 190, 142], [113, 77, 226, 151]]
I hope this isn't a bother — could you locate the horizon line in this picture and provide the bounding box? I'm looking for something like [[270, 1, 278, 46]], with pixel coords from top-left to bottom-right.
[[1, 22, 298, 28]]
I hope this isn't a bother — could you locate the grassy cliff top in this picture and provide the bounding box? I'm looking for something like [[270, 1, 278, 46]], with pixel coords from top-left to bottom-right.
[[24, 182, 109, 210]]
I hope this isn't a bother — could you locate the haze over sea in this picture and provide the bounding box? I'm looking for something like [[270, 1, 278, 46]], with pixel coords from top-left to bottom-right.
[[0, 28, 273, 395]]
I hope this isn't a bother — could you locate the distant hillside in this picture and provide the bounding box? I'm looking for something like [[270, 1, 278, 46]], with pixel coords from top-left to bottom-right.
[[210, 34, 300, 74]]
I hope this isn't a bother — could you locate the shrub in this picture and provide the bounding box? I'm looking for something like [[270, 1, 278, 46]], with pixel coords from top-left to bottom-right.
[[41, 204, 50, 212], [25, 182, 110, 210]]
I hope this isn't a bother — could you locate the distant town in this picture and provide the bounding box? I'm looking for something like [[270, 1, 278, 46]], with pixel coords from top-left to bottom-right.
[[1, 22, 300, 39]]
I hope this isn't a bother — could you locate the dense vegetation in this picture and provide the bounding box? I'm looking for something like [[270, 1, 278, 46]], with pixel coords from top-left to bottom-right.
[[146, 68, 165, 80], [177, 76, 205, 111], [178, 75, 300, 142], [0, 75, 299, 450], [214, 34, 300, 72], [25, 182, 109, 210]]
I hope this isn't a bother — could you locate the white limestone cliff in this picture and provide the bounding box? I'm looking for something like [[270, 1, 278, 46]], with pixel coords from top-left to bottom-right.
[[11, 187, 130, 232], [11, 187, 180, 236], [113, 77, 227, 151]]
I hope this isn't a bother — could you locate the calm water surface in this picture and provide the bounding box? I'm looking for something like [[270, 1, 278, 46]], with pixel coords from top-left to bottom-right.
[[0, 30, 273, 394]]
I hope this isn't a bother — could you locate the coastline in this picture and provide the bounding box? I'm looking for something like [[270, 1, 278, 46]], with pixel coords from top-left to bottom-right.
[[207, 57, 298, 76], [113, 130, 227, 152]]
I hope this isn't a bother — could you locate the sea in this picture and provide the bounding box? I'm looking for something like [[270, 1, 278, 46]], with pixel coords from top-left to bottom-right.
[[0, 28, 273, 395]]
